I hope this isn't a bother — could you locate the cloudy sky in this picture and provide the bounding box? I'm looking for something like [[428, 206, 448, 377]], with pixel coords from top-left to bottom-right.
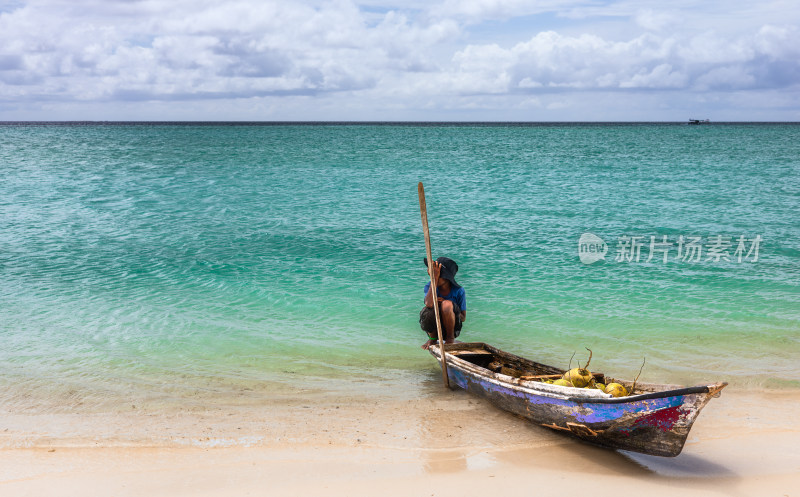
[[1, 0, 799, 121]]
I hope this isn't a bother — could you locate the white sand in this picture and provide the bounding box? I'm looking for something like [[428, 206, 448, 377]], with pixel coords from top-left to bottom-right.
[[1, 389, 799, 496]]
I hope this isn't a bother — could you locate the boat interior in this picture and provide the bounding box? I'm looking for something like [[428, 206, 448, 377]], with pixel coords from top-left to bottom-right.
[[439, 342, 666, 393]]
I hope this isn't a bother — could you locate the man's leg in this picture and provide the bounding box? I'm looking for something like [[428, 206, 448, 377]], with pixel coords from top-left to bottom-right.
[[420, 302, 455, 349], [439, 300, 456, 343], [420, 307, 437, 349]]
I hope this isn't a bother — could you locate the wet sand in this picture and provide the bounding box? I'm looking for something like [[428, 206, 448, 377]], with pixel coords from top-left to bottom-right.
[[1, 388, 799, 496]]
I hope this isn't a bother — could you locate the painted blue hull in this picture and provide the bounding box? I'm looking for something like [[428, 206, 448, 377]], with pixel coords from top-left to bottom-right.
[[431, 343, 726, 457]]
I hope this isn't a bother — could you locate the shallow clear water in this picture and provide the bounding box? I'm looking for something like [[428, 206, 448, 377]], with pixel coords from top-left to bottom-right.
[[1, 123, 798, 414]]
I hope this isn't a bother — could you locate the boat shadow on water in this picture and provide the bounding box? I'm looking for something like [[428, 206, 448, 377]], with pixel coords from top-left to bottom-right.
[[506, 434, 738, 481], [485, 406, 745, 497], [618, 448, 736, 479]]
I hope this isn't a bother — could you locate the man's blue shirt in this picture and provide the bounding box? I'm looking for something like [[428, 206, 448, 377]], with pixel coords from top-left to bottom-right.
[[423, 283, 466, 311]]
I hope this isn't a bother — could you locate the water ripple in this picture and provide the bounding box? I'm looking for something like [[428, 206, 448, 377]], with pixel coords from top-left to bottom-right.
[[1, 123, 799, 414]]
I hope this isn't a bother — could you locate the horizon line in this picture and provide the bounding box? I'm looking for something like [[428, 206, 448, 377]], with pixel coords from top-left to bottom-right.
[[2, 120, 799, 126]]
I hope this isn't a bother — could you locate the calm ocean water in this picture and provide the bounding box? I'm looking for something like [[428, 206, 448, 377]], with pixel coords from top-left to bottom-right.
[[1, 123, 798, 414]]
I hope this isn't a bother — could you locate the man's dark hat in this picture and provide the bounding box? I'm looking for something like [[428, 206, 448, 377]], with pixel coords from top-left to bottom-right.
[[423, 256, 460, 289]]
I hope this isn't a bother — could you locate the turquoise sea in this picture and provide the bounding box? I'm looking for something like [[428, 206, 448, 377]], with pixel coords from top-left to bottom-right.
[[1, 123, 799, 415]]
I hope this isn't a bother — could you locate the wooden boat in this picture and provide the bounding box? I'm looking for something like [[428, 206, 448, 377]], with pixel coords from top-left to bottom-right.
[[429, 342, 727, 457]]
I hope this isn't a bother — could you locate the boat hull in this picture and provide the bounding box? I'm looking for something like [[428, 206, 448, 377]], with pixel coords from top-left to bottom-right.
[[430, 343, 725, 457]]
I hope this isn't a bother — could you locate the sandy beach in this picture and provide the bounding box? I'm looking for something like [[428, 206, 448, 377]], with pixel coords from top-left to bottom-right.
[[2, 386, 799, 497]]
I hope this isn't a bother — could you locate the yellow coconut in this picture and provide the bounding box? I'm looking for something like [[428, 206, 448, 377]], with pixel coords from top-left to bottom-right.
[[563, 348, 594, 388], [553, 378, 573, 387], [563, 368, 591, 387], [605, 383, 628, 397], [595, 383, 606, 393]]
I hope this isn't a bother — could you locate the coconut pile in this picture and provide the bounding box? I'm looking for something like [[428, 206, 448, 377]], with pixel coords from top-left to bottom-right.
[[544, 349, 629, 397], [486, 348, 633, 398]]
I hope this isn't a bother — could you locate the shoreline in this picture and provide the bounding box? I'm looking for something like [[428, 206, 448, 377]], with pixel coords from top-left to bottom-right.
[[2, 387, 799, 495]]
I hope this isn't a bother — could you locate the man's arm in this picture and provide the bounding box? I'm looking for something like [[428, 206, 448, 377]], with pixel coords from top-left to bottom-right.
[[424, 287, 436, 308], [423, 261, 442, 308], [459, 288, 466, 321]]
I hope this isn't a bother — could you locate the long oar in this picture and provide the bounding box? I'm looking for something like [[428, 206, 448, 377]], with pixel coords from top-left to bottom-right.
[[417, 182, 450, 389]]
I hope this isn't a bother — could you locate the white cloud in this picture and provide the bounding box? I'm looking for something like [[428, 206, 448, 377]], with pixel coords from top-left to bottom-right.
[[0, 0, 798, 120], [0, 0, 450, 102], [634, 9, 680, 32], [695, 65, 756, 90], [447, 27, 799, 95], [621, 63, 687, 88], [427, 0, 587, 24]]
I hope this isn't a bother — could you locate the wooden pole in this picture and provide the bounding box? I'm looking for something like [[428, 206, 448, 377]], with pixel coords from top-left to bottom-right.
[[417, 182, 450, 389]]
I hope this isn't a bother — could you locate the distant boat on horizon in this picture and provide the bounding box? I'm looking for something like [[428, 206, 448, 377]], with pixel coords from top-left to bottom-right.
[[688, 119, 710, 125]]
